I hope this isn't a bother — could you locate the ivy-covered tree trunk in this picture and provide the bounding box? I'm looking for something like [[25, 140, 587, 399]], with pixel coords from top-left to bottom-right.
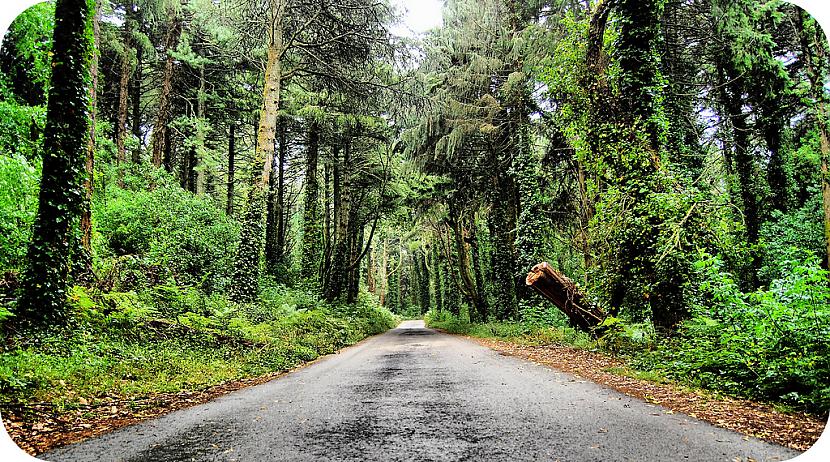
[[616, 0, 664, 152], [326, 135, 353, 301], [265, 141, 280, 275], [467, 217, 488, 319], [301, 120, 323, 281], [448, 208, 486, 320], [18, 0, 96, 326], [151, 2, 182, 168], [431, 243, 443, 313], [226, 120, 235, 216], [604, 0, 694, 330], [78, 0, 101, 284], [230, 5, 283, 302], [266, 116, 288, 276], [443, 227, 461, 316], [418, 250, 431, 313]]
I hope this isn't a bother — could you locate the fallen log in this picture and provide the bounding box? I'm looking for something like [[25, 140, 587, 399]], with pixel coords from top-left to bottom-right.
[[525, 262, 606, 332]]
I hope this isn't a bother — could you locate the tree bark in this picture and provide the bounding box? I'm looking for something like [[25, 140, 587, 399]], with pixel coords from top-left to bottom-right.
[[301, 120, 322, 280], [266, 116, 288, 276], [151, 3, 183, 168], [78, 0, 101, 283], [379, 238, 388, 306], [230, 1, 284, 302], [194, 65, 206, 194], [19, 0, 96, 326], [115, 7, 132, 184], [432, 242, 443, 313], [226, 120, 235, 216], [798, 11, 830, 271], [448, 207, 486, 320], [526, 262, 606, 332], [131, 39, 142, 163], [276, 116, 288, 267], [326, 134, 353, 301]]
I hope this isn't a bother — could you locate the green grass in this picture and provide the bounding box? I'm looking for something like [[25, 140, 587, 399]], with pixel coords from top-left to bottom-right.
[[425, 310, 593, 348], [0, 286, 397, 410]]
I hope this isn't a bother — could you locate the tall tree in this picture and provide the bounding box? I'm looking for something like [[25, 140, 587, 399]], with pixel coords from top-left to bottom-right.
[[18, 0, 96, 326], [151, 0, 184, 168], [797, 9, 830, 271]]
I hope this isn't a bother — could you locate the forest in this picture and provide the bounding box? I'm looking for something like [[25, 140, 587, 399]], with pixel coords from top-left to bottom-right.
[[1, 0, 830, 453]]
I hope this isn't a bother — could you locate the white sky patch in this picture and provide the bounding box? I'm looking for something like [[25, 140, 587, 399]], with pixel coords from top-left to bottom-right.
[[389, 0, 444, 38]]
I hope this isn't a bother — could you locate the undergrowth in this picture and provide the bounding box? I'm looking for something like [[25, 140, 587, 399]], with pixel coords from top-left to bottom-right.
[[0, 283, 397, 411]]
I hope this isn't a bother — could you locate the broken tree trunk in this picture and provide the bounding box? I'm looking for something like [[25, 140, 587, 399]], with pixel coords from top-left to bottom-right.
[[526, 262, 606, 332]]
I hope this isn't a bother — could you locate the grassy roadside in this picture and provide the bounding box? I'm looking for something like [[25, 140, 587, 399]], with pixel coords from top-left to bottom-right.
[[1, 284, 397, 454]]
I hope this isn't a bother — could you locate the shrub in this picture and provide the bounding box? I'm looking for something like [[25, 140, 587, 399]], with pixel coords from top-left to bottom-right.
[[758, 193, 824, 285], [94, 187, 239, 292], [0, 154, 39, 273], [648, 254, 830, 414]]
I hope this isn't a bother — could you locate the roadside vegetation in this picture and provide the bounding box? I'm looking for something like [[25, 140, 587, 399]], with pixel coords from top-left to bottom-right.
[[0, 165, 395, 417]]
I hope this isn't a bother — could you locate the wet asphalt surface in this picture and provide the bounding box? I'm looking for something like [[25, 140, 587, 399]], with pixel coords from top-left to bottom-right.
[[41, 321, 799, 462]]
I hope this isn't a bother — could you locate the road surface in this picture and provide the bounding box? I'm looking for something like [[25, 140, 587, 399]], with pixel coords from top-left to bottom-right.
[[42, 321, 799, 461]]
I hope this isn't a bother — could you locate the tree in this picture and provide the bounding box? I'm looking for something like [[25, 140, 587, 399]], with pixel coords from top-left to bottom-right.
[[796, 8, 830, 271], [18, 0, 96, 326]]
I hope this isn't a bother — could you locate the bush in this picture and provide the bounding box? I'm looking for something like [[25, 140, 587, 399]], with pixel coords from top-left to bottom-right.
[[646, 254, 830, 414], [94, 186, 239, 292], [758, 193, 824, 285], [0, 154, 39, 273]]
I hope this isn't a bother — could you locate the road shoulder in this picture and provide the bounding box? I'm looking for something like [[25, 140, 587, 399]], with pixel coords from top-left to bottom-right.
[[466, 335, 827, 452]]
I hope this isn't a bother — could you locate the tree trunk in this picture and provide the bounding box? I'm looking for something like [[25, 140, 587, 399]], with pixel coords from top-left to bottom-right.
[[276, 116, 288, 268], [418, 250, 430, 313], [301, 120, 323, 280], [367, 244, 375, 294], [226, 120, 235, 216], [798, 11, 830, 271], [448, 209, 485, 320], [526, 262, 606, 332], [230, 2, 283, 302], [131, 40, 142, 163], [379, 238, 388, 306], [717, 60, 760, 287], [265, 143, 280, 274], [468, 217, 488, 321], [323, 152, 332, 277], [151, 3, 183, 168], [265, 115, 287, 276], [326, 135, 352, 301], [19, 0, 96, 326], [115, 7, 132, 184], [78, 0, 101, 283], [194, 65, 206, 194], [432, 242, 443, 313]]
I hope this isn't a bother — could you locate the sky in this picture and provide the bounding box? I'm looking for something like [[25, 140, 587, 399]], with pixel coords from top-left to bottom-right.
[[390, 0, 444, 38]]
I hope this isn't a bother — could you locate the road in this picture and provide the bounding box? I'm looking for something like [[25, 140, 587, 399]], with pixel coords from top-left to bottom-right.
[[42, 321, 799, 462]]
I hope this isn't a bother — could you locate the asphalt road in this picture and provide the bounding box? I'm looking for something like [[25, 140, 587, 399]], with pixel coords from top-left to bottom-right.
[[42, 321, 800, 462]]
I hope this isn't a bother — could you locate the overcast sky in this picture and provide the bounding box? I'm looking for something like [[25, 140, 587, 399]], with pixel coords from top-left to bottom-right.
[[390, 0, 444, 37]]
